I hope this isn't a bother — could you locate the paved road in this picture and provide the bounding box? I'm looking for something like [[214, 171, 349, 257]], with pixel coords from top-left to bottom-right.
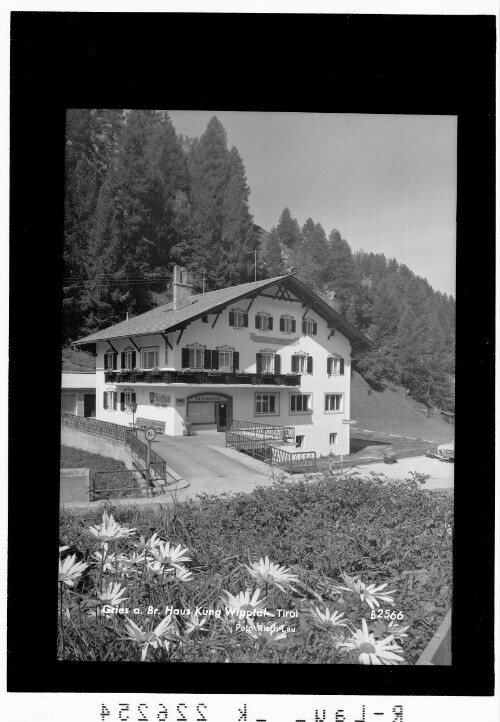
[[138, 430, 276, 501], [139, 431, 454, 501]]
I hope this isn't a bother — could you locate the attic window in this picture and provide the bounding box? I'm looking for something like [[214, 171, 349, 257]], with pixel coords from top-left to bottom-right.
[[302, 318, 317, 335], [255, 312, 273, 330], [229, 308, 248, 328], [280, 315, 296, 333]]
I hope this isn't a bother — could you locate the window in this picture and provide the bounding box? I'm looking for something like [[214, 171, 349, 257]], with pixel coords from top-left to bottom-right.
[[327, 356, 344, 375], [219, 350, 233, 372], [125, 350, 135, 370], [290, 394, 312, 413], [255, 393, 279, 415], [255, 313, 273, 330], [188, 348, 204, 369], [121, 391, 136, 412], [325, 394, 343, 412], [141, 347, 159, 369], [105, 351, 117, 370], [296, 435, 304, 448], [291, 354, 313, 374], [302, 319, 317, 335], [256, 352, 281, 375], [103, 390, 117, 410], [280, 316, 296, 333], [329, 432, 338, 445], [229, 310, 248, 328], [261, 353, 274, 373]]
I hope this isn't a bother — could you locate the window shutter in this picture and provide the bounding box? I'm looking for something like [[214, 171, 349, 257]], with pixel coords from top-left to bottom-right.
[[211, 350, 219, 370], [120, 393, 125, 411], [280, 317, 284, 332], [255, 314, 261, 329], [274, 354, 281, 375], [130, 351, 135, 368], [229, 311, 235, 326], [313, 321, 318, 335], [204, 349, 212, 369], [327, 357, 332, 375], [256, 353, 263, 374], [103, 392, 108, 409], [340, 357, 345, 375], [181, 348, 190, 369], [232, 351, 239, 371], [243, 313, 248, 327], [302, 320, 307, 334], [104, 354, 109, 370], [307, 356, 313, 374], [113, 354, 117, 370], [268, 316, 273, 330], [113, 393, 117, 410], [292, 319, 296, 333], [131, 393, 136, 404], [291, 356, 299, 373], [121, 352, 126, 369]]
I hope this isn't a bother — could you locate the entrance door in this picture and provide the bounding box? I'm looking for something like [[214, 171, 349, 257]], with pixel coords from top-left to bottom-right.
[[217, 403, 227, 431], [84, 393, 96, 418]]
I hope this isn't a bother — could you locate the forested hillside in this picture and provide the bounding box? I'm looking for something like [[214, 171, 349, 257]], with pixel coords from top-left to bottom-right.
[[64, 110, 455, 412]]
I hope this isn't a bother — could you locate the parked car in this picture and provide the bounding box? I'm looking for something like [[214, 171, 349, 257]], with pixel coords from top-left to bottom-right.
[[437, 441, 454, 461]]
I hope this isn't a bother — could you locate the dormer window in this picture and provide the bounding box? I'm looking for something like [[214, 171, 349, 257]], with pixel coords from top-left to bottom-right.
[[255, 312, 273, 330]]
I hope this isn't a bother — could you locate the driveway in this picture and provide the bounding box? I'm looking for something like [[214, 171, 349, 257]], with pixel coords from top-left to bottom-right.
[[139, 431, 453, 500], [137, 430, 277, 501]]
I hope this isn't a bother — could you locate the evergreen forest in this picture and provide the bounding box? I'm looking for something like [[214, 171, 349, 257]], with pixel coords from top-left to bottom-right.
[[64, 110, 455, 412]]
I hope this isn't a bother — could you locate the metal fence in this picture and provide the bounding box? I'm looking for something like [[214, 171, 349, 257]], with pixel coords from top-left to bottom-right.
[[61, 413, 174, 493], [230, 419, 295, 443], [226, 431, 316, 473]]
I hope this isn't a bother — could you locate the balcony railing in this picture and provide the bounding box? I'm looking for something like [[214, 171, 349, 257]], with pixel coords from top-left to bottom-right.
[[104, 370, 301, 387]]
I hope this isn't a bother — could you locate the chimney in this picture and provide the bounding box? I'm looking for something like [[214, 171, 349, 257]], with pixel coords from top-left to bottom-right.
[[172, 265, 193, 310]]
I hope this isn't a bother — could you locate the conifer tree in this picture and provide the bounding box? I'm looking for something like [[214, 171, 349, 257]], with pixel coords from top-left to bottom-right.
[[276, 207, 303, 249], [261, 227, 285, 276], [222, 146, 257, 283]]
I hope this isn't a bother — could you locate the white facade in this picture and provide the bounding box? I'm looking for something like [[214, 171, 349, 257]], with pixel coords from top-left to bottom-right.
[[61, 372, 96, 417], [95, 282, 353, 457]]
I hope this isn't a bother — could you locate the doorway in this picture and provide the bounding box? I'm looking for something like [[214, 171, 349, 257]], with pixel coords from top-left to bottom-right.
[[217, 402, 227, 431], [84, 393, 96, 418]]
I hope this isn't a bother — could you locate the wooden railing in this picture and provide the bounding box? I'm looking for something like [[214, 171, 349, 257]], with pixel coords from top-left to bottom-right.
[[104, 370, 301, 387]]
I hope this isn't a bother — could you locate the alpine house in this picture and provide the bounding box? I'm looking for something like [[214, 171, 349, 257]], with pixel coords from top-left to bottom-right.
[[75, 266, 375, 457]]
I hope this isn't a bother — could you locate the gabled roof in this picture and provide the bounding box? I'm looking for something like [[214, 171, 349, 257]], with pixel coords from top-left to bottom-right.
[[75, 274, 375, 351]]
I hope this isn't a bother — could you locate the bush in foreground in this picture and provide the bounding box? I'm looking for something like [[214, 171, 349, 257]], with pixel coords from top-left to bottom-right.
[[58, 471, 453, 663]]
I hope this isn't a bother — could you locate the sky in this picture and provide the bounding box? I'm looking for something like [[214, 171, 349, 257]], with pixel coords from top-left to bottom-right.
[[168, 111, 457, 297]]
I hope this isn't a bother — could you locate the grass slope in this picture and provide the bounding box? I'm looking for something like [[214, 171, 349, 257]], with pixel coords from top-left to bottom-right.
[[350, 371, 454, 445], [62, 347, 96, 372]]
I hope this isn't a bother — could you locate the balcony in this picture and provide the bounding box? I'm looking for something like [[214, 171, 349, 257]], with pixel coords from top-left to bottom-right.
[[104, 370, 301, 387]]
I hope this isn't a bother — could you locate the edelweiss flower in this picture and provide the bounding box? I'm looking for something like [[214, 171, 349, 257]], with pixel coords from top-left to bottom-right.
[[150, 541, 191, 569], [246, 556, 300, 593], [88, 511, 136, 543], [122, 614, 176, 661], [221, 588, 273, 622], [59, 545, 69, 553], [58, 554, 89, 587], [337, 572, 397, 611], [339, 618, 404, 665], [97, 581, 129, 606], [184, 612, 208, 634], [310, 606, 348, 629]]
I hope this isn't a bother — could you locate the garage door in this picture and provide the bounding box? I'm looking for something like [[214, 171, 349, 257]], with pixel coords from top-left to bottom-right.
[[187, 400, 216, 424], [61, 394, 77, 415]]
